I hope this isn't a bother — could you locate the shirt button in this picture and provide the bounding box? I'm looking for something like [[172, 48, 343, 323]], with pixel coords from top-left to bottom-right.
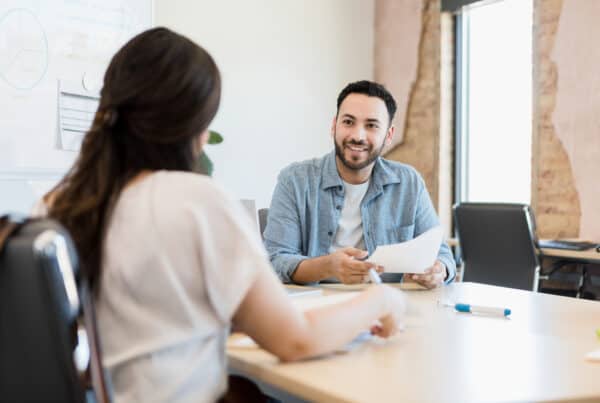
[[335, 205, 341, 210], [328, 231, 333, 236]]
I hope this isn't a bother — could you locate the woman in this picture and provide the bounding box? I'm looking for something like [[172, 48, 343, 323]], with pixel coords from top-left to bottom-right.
[[46, 27, 406, 402]]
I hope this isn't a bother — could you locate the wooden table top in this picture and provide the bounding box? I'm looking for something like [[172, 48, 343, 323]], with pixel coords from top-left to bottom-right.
[[228, 282, 600, 403]]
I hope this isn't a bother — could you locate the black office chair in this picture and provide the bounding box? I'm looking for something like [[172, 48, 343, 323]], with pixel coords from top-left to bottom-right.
[[453, 203, 541, 291], [581, 265, 600, 300], [258, 208, 269, 240], [0, 215, 110, 402]]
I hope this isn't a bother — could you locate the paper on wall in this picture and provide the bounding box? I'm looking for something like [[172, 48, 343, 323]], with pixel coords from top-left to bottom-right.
[[57, 80, 100, 152], [367, 226, 444, 274]]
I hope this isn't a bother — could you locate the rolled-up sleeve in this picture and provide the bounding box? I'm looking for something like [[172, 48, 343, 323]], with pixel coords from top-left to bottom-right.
[[414, 178, 456, 284], [437, 243, 456, 284], [263, 173, 307, 283]]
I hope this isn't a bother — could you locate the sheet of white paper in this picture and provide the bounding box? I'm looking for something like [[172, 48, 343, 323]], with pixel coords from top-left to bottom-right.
[[585, 349, 600, 362], [290, 292, 359, 311], [319, 282, 426, 292], [229, 293, 373, 353], [57, 81, 100, 152], [286, 287, 323, 298], [367, 226, 444, 274], [228, 329, 373, 354]]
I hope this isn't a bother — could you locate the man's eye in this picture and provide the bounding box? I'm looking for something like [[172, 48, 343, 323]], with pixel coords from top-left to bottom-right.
[[367, 123, 379, 129], [343, 119, 353, 125]]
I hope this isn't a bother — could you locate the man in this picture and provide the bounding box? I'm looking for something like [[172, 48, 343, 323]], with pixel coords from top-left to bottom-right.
[[264, 80, 455, 288]]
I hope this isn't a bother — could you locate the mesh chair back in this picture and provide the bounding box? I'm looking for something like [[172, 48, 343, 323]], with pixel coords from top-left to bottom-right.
[[258, 208, 269, 239]]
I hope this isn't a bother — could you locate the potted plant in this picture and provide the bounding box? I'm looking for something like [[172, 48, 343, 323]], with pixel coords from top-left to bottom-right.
[[196, 130, 223, 176]]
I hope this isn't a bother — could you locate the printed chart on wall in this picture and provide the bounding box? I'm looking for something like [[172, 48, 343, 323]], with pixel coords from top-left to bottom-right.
[[0, 0, 152, 177]]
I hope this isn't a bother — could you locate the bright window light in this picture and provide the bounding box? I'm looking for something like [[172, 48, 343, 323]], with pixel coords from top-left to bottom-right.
[[460, 0, 532, 204]]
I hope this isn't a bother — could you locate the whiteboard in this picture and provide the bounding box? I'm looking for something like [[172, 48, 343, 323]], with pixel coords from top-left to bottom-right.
[[0, 0, 152, 174], [0, 0, 152, 212]]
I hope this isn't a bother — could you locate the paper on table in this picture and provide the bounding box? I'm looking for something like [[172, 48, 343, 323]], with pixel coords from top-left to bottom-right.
[[318, 282, 426, 291], [585, 349, 600, 362], [367, 226, 444, 274], [286, 287, 323, 298], [228, 329, 374, 353], [228, 293, 374, 353], [290, 292, 359, 311]]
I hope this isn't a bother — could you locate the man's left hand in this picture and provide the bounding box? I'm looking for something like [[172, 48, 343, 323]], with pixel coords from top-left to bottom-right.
[[405, 260, 446, 289]]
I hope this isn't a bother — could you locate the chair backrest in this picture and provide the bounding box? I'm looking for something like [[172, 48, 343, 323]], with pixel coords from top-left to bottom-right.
[[258, 208, 269, 239], [453, 203, 540, 290], [0, 216, 110, 402], [239, 199, 259, 231]]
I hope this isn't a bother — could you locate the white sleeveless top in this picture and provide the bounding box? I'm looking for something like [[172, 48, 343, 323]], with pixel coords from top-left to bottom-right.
[[96, 171, 269, 403]]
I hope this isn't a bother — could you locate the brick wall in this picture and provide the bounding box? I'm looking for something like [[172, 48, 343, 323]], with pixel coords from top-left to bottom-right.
[[374, 0, 600, 240], [375, 0, 442, 207], [532, 0, 581, 238]]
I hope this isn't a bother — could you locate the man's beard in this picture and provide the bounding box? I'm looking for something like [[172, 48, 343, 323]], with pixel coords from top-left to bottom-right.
[[334, 136, 385, 171]]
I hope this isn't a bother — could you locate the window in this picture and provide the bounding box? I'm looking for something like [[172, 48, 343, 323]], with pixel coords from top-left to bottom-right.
[[455, 0, 533, 204]]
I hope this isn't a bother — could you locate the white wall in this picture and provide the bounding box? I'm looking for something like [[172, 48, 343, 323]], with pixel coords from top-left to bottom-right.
[[155, 0, 374, 208]]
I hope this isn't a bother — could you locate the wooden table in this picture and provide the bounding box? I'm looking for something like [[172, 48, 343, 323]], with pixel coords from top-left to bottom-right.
[[539, 247, 600, 264], [228, 282, 600, 403]]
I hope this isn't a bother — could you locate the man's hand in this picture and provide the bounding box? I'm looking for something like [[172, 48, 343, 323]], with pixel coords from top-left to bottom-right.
[[327, 247, 383, 284], [404, 260, 446, 289]]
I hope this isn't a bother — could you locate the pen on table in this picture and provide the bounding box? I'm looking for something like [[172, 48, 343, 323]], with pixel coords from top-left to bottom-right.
[[440, 301, 511, 317]]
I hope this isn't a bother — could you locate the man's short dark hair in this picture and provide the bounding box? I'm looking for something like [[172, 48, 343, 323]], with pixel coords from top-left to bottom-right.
[[336, 80, 397, 126]]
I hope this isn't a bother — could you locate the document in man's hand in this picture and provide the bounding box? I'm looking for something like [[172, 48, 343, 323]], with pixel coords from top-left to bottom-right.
[[366, 226, 443, 273]]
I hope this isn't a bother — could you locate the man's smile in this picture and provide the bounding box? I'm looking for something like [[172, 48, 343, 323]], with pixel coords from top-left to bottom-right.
[[344, 142, 369, 153]]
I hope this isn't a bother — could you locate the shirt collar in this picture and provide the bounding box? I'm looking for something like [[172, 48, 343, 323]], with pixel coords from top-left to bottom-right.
[[322, 151, 344, 190]]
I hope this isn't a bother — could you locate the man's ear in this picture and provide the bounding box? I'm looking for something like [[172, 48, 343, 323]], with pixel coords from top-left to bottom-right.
[[385, 125, 395, 145]]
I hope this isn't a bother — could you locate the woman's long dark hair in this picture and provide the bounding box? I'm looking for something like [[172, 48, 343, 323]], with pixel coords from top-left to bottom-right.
[[47, 27, 221, 292]]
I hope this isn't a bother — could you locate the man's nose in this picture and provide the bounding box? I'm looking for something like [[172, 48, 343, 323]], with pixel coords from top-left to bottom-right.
[[349, 126, 366, 142]]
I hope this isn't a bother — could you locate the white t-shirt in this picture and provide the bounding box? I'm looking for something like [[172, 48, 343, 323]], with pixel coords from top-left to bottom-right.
[[95, 171, 269, 403], [329, 180, 370, 253]]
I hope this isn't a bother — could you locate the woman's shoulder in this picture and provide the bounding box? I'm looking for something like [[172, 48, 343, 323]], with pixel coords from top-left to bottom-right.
[[152, 170, 217, 188], [142, 171, 261, 249], [149, 171, 229, 203], [111, 170, 245, 242], [144, 171, 242, 223]]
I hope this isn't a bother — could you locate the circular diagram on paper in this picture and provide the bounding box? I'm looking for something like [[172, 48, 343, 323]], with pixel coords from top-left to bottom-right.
[[0, 8, 48, 90]]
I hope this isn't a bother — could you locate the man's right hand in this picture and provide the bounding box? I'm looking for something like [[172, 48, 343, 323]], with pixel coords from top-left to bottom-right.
[[326, 247, 383, 284]]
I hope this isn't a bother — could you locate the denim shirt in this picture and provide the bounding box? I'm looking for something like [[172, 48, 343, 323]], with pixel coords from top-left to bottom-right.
[[263, 151, 456, 284]]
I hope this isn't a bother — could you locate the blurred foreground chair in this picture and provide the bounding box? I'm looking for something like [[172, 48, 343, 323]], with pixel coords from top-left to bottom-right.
[[0, 215, 110, 402]]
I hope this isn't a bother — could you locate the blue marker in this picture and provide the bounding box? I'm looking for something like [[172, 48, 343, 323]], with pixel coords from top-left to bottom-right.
[[454, 302, 511, 317]]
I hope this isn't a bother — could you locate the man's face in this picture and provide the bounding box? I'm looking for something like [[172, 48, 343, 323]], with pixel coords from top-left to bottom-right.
[[333, 93, 394, 171]]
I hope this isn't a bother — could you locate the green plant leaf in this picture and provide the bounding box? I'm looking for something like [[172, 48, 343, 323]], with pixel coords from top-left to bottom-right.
[[208, 130, 223, 144], [195, 151, 214, 176]]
